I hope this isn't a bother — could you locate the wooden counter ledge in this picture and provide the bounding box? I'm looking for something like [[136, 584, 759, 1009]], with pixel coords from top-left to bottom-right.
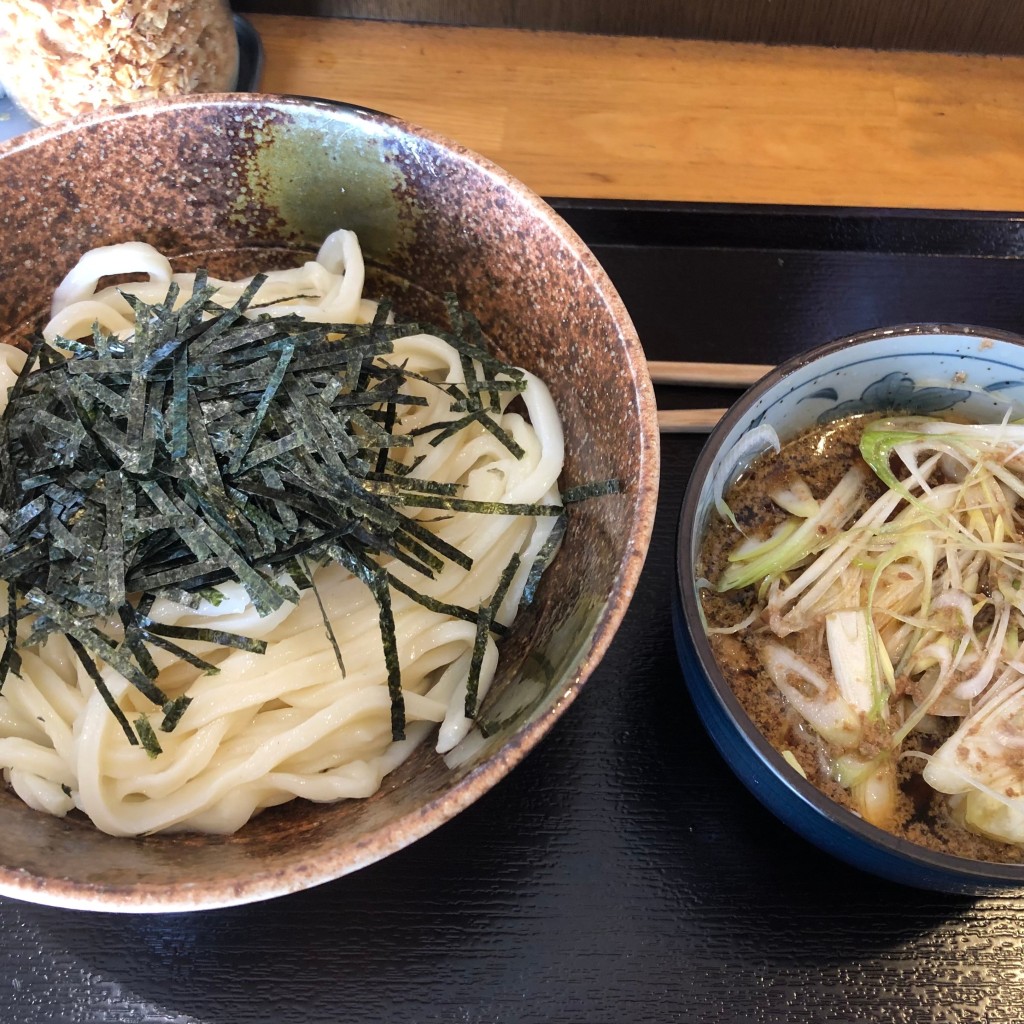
[[250, 14, 1024, 211]]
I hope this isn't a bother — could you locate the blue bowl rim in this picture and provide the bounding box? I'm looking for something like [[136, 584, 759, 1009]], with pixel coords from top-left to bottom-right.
[[676, 321, 1024, 890]]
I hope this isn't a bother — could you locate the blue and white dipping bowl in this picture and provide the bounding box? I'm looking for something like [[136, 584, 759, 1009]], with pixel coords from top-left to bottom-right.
[[674, 324, 1024, 895]]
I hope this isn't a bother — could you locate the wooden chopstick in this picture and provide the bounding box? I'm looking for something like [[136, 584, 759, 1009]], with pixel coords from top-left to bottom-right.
[[648, 359, 773, 433], [658, 408, 728, 433], [647, 360, 773, 388]]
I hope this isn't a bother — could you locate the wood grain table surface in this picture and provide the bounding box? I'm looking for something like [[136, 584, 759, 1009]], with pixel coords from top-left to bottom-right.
[[249, 13, 1024, 211]]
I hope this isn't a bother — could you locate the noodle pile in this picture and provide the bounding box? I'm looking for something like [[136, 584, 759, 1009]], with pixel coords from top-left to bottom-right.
[[0, 230, 564, 836]]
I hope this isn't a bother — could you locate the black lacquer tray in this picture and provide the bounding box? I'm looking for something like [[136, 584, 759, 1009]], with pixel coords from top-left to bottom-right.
[[4, 200, 1024, 1024]]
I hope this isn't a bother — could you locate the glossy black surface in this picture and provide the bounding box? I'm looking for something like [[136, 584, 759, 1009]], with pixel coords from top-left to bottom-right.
[[4, 200, 1024, 1022]]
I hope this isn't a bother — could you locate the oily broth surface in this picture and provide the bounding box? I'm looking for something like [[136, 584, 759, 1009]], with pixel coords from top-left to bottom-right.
[[696, 414, 1024, 864]]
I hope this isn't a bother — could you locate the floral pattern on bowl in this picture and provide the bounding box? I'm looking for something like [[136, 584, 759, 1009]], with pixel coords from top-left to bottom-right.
[[732, 325, 1024, 500], [812, 370, 977, 422]]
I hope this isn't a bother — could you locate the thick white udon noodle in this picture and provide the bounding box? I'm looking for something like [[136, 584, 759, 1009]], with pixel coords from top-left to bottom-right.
[[0, 230, 564, 835]]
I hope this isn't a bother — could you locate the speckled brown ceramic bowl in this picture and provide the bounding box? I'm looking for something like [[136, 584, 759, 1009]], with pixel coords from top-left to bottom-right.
[[0, 94, 658, 911]]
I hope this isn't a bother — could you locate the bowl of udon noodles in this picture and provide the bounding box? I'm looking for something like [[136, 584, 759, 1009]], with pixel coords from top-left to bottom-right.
[[0, 94, 658, 910], [676, 324, 1024, 894]]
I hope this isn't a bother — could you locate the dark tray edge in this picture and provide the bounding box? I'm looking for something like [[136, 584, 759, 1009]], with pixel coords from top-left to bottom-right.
[[547, 196, 1024, 258]]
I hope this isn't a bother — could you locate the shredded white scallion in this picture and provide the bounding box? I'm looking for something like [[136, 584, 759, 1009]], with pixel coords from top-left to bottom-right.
[[708, 414, 1024, 848]]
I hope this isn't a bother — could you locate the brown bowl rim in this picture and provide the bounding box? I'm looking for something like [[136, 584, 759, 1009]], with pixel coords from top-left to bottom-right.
[[0, 93, 660, 911]]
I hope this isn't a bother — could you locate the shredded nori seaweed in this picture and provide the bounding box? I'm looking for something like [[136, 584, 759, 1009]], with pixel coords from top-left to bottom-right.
[[562, 479, 621, 503], [133, 714, 162, 758], [464, 552, 521, 719], [0, 278, 617, 751]]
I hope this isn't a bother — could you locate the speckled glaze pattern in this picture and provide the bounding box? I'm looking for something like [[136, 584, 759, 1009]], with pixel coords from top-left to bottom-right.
[[0, 94, 659, 911]]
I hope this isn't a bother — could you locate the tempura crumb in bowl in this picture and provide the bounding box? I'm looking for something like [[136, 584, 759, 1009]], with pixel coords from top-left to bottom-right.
[[676, 324, 1024, 895], [0, 94, 658, 910]]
